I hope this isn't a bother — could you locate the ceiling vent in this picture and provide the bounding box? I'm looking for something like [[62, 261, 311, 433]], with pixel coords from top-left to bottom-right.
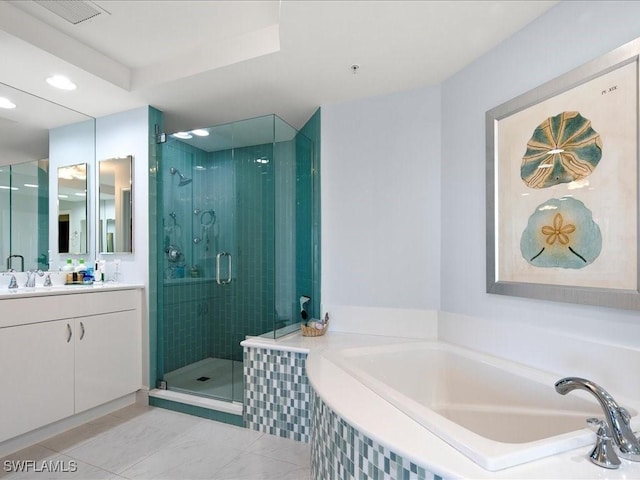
[[33, 0, 107, 25]]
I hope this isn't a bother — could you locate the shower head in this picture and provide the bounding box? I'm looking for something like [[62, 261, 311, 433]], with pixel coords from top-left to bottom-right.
[[169, 167, 192, 186]]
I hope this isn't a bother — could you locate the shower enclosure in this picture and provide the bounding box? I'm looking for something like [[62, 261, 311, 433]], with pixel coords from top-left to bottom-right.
[[155, 114, 317, 404]]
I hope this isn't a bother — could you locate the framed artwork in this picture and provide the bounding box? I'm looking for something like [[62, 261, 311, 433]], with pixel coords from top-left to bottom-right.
[[486, 36, 640, 310]]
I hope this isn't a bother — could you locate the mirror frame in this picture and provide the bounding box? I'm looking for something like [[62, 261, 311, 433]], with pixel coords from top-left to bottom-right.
[[98, 155, 133, 254]]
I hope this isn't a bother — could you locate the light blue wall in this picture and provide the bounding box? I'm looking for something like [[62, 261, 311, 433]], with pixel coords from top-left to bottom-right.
[[49, 119, 95, 266], [440, 2, 640, 337], [322, 85, 442, 311], [95, 106, 151, 286], [320, 1, 640, 392]]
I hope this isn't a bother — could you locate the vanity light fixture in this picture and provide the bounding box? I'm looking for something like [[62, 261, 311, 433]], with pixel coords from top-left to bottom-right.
[[0, 186, 18, 191], [0, 97, 16, 109], [23, 184, 39, 188], [58, 194, 69, 198], [46, 75, 77, 91]]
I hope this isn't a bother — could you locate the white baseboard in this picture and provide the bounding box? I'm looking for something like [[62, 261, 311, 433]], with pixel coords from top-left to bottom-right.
[[0, 393, 138, 458]]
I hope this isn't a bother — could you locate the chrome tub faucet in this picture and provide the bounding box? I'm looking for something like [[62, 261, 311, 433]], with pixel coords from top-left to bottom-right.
[[555, 377, 640, 467]]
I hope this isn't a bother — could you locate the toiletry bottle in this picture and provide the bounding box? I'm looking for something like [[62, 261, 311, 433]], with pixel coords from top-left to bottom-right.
[[99, 260, 106, 282], [84, 264, 94, 284], [62, 259, 74, 283], [75, 258, 86, 272], [94, 261, 103, 283], [75, 258, 87, 283]]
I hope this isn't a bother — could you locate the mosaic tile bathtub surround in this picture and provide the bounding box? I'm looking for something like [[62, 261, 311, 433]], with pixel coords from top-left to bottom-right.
[[244, 346, 312, 442], [310, 388, 442, 480]]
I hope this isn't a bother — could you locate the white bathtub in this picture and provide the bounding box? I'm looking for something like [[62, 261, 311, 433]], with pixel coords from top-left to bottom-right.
[[324, 341, 639, 471]]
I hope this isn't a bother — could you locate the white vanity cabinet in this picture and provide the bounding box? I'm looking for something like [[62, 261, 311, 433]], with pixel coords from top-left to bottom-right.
[[74, 310, 140, 413], [0, 319, 75, 443], [0, 287, 142, 443]]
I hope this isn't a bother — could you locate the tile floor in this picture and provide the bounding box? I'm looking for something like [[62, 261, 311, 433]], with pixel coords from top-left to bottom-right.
[[0, 404, 311, 480]]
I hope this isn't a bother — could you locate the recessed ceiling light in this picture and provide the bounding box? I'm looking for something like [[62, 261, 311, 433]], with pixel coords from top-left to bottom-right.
[[173, 132, 192, 139], [0, 97, 16, 109], [46, 75, 77, 91], [191, 129, 210, 137]]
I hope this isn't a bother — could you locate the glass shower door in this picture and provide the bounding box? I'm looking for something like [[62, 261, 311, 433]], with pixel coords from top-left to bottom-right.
[[158, 115, 291, 404]]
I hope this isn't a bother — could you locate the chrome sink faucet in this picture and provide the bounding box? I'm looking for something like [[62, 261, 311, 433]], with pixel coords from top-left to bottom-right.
[[24, 269, 44, 288], [2, 271, 17, 289], [555, 377, 640, 465]]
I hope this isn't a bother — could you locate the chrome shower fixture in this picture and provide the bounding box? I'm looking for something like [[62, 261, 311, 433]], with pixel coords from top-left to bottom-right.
[[169, 167, 192, 186]]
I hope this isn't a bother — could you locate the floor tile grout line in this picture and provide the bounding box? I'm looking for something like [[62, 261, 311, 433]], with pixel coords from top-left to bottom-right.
[[249, 450, 313, 470], [4, 406, 312, 480]]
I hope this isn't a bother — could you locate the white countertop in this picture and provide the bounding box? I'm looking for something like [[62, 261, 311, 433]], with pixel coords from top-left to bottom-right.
[[0, 282, 144, 300], [243, 330, 640, 480]]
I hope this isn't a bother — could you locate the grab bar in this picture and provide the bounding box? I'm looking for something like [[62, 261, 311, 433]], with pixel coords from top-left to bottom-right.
[[216, 252, 232, 285]]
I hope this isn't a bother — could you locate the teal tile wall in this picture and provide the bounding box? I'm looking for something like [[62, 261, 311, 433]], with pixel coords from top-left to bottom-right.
[[274, 141, 297, 329], [149, 107, 163, 386], [295, 132, 313, 321], [162, 280, 218, 372], [160, 138, 215, 373]]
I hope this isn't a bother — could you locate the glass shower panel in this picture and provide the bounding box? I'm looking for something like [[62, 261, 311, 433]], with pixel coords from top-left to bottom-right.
[[158, 114, 313, 404]]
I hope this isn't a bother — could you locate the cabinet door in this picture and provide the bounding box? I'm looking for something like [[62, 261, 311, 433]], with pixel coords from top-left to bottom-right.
[[74, 311, 141, 413], [0, 320, 74, 442]]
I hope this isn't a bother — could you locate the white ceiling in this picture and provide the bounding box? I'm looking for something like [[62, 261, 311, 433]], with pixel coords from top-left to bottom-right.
[[0, 0, 557, 136]]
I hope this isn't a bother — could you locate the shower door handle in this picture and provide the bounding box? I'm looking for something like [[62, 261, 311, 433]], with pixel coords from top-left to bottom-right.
[[216, 252, 232, 285]]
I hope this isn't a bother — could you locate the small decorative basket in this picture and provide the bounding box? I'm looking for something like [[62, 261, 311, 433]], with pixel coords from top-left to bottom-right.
[[301, 314, 329, 337]]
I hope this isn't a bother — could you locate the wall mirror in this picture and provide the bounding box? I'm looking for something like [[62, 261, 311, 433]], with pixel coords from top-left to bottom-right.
[[99, 156, 133, 253], [1, 160, 50, 271], [0, 81, 94, 271], [57, 164, 87, 254]]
